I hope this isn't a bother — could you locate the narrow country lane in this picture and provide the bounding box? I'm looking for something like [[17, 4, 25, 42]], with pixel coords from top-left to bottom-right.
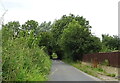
[[49, 60, 101, 81]]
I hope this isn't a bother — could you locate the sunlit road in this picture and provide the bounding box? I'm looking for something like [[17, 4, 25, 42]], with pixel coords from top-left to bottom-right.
[[49, 60, 101, 81]]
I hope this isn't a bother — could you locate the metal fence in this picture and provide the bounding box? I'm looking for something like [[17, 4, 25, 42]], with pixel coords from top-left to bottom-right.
[[82, 52, 120, 67]]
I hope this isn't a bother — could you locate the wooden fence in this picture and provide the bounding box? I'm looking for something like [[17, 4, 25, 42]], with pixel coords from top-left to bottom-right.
[[82, 52, 120, 67]]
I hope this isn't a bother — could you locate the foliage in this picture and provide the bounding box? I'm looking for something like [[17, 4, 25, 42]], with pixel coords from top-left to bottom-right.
[[87, 36, 102, 53], [51, 14, 118, 61], [59, 19, 101, 61], [51, 14, 92, 59], [38, 21, 52, 32], [106, 73, 116, 77], [22, 20, 38, 32], [38, 32, 53, 56], [101, 34, 120, 52], [2, 21, 51, 81], [100, 44, 113, 52], [2, 21, 20, 40]]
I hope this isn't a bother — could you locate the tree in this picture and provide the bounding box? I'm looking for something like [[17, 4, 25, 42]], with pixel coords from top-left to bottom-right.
[[51, 14, 92, 59], [22, 20, 39, 34], [59, 19, 101, 61], [38, 32, 53, 56], [102, 34, 120, 51], [2, 21, 20, 41], [86, 35, 102, 53], [39, 21, 52, 32]]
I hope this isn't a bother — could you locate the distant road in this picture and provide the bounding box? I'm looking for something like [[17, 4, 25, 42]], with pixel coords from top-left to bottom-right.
[[49, 60, 101, 81]]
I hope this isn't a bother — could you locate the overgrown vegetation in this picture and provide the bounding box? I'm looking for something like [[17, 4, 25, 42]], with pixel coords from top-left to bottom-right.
[[2, 21, 51, 81], [100, 34, 120, 52], [70, 62, 116, 78]]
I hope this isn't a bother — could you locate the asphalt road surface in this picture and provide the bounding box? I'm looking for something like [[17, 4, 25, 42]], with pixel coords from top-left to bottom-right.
[[49, 60, 101, 81]]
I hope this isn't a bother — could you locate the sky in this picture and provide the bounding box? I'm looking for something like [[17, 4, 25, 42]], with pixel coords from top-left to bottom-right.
[[0, 0, 119, 39]]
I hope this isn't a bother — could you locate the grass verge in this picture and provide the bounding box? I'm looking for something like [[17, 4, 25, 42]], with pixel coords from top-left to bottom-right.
[[63, 59, 117, 81]]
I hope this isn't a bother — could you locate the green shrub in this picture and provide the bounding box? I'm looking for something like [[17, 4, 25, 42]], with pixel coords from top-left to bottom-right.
[[2, 37, 51, 81], [93, 68, 104, 72], [106, 73, 116, 77]]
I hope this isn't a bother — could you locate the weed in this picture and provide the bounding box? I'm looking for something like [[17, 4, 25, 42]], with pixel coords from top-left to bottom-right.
[[106, 73, 116, 77], [101, 59, 109, 66]]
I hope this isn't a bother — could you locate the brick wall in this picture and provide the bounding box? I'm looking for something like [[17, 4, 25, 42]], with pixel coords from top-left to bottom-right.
[[82, 52, 120, 67]]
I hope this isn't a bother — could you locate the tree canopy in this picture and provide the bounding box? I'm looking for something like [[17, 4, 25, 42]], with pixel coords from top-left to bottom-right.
[[51, 14, 101, 60]]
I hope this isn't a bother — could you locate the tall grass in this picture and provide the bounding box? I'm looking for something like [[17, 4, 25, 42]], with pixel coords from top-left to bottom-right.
[[2, 37, 51, 81]]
